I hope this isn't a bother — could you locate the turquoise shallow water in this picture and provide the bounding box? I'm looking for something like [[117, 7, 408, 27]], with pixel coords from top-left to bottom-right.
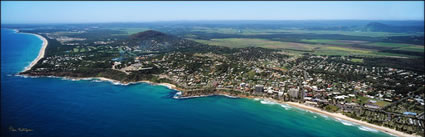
[[1, 28, 394, 137]]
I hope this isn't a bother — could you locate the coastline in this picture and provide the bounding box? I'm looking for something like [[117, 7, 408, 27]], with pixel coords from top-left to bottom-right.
[[171, 89, 418, 137], [13, 29, 416, 137], [283, 102, 418, 137], [243, 95, 418, 137], [19, 30, 48, 72], [16, 74, 182, 92], [16, 75, 416, 137], [94, 77, 179, 91]]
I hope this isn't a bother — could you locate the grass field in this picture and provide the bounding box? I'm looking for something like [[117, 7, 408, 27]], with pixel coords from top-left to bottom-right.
[[301, 39, 370, 46], [366, 42, 424, 53], [73, 48, 79, 53], [315, 46, 373, 56], [365, 42, 412, 48], [350, 58, 364, 63], [396, 45, 424, 52], [190, 38, 318, 51], [375, 100, 391, 107], [190, 38, 420, 58]]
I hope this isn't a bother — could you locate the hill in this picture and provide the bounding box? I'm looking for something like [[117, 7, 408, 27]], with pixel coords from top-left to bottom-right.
[[363, 22, 424, 33], [129, 30, 231, 53]]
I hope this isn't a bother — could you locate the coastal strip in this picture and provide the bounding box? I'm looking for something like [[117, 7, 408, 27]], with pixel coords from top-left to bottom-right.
[[282, 102, 418, 137], [187, 90, 418, 137], [259, 99, 418, 137], [15, 72, 416, 137], [20, 31, 48, 72]]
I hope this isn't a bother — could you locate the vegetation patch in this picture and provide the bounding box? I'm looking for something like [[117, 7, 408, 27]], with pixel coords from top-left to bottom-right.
[[190, 38, 317, 51], [301, 39, 350, 45], [324, 104, 340, 112], [366, 42, 412, 48], [350, 58, 364, 63], [395, 46, 424, 53]]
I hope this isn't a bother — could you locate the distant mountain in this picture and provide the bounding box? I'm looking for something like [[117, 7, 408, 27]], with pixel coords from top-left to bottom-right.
[[130, 30, 206, 52], [363, 22, 390, 32], [362, 22, 424, 33]]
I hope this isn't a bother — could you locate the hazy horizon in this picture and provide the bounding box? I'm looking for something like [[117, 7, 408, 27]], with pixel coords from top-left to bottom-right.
[[1, 1, 424, 24], [2, 19, 425, 25]]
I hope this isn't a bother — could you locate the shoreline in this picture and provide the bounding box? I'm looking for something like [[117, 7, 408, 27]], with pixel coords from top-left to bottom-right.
[[185, 90, 417, 137], [15, 74, 181, 92], [242, 95, 418, 137], [178, 91, 418, 137], [13, 28, 416, 137], [18, 30, 48, 72], [283, 102, 418, 137], [15, 75, 416, 137]]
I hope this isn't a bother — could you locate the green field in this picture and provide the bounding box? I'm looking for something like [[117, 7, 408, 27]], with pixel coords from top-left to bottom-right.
[[375, 100, 391, 107], [350, 58, 364, 63], [396, 46, 424, 52], [190, 38, 318, 51], [73, 48, 79, 52], [300, 39, 370, 46], [366, 42, 412, 48], [366, 42, 424, 53], [314, 46, 374, 56], [190, 38, 421, 58]]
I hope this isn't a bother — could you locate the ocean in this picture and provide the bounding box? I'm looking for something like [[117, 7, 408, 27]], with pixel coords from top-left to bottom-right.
[[1, 28, 394, 137]]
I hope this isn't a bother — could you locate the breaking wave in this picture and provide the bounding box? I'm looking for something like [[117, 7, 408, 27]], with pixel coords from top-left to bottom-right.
[[336, 118, 355, 126], [358, 126, 379, 132], [280, 104, 292, 110], [260, 100, 277, 105]]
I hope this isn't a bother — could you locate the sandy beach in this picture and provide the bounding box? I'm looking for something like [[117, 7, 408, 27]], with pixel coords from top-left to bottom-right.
[[283, 102, 419, 137], [206, 91, 418, 137], [157, 83, 176, 89], [22, 33, 48, 72]]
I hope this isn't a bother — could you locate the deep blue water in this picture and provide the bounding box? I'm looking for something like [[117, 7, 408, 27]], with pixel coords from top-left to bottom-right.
[[1, 28, 394, 137]]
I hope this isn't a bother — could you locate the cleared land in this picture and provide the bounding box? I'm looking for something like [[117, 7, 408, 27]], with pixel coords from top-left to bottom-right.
[[365, 42, 413, 48], [350, 58, 364, 63], [315, 46, 373, 56], [190, 38, 423, 58], [301, 39, 369, 45], [365, 42, 424, 52], [189, 38, 318, 51]]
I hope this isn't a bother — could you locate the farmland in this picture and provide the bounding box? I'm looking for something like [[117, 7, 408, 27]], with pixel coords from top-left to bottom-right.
[[189, 37, 422, 58], [189, 38, 318, 51]]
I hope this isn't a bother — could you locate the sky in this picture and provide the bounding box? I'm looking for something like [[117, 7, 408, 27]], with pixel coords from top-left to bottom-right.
[[1, 1, 424, 24]]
